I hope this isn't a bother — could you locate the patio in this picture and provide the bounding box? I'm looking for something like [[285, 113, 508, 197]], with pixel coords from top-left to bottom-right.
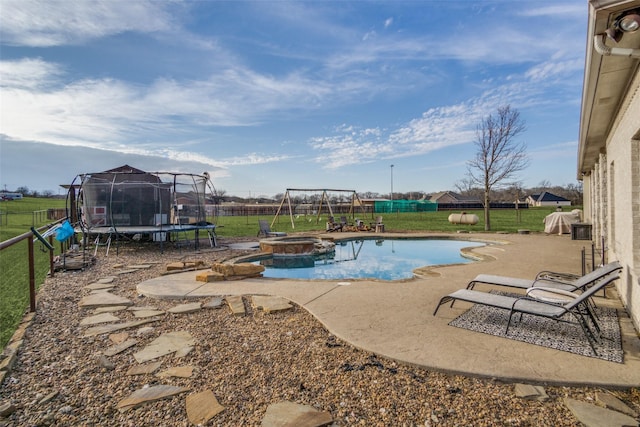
[[137, 232, 640, 387]]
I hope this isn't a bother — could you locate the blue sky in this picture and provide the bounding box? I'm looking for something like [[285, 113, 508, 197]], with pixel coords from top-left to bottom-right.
[[1, 0, 586, 198]]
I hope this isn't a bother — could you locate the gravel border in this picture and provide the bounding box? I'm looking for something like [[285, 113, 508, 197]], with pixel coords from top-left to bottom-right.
[[1, 238, 639, 426]]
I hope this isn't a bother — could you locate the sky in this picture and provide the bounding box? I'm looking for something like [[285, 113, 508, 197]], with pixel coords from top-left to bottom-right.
[[0, 0, 587, 198]]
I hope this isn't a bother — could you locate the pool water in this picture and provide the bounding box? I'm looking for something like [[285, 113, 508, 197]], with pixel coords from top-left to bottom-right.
[[253, 238, 485, 280]]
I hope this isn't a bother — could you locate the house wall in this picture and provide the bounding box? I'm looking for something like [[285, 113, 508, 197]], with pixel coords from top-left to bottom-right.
[[585, 68, 640, 329], [536, 201, 571, 207], [434, 194, 457, 204]]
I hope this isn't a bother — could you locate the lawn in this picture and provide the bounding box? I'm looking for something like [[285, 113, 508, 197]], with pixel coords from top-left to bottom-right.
[[213, 206, 567, 237], [0, 197, 67, 350]]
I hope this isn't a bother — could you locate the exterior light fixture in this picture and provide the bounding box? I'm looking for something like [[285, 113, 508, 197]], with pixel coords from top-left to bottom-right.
[[618, 12, 640, 33], [606, 9, 640, 43]]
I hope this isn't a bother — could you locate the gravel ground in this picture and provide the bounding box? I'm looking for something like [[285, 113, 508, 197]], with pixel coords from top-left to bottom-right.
[[1, 237, 639, 426]]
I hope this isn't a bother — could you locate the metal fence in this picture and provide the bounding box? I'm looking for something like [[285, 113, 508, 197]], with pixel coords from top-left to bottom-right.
[[0, 208, 67, 227]]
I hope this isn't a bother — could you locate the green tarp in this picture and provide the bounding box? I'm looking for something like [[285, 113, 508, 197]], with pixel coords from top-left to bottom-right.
[[374, 200, 437, 213]]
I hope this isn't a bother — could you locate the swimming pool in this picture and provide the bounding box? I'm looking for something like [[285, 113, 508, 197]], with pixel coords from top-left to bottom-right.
[[252, 238, 486, 280]]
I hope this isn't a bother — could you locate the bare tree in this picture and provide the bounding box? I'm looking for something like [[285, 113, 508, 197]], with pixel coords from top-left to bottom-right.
[[466, 105, 529, 230]]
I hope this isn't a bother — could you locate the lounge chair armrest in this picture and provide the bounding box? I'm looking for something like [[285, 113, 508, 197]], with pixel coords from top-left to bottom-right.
[[510, 295, 540, 310], [534, 270, 580, 284]]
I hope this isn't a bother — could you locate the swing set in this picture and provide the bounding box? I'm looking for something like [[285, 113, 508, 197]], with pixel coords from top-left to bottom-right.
[[272, 188, 369, 229]]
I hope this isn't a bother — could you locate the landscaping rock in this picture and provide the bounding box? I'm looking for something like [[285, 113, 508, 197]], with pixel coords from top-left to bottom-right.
[[225, 295, 245, 315], [261, 401, 333, 427], [117, 385, 189, 412], [196, 270, 225, 282], [186, 390, 225, 425], [564, 398, 639, 427]]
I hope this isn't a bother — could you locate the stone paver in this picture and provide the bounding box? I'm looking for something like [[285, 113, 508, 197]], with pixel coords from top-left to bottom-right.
[[203, 297, 224, 309], [564, 398, 639, 427], [80, 313, 120, 326], [133, 310, 165, 318], [127, 305, 158, 311], [85, 282, 115, 291], [114, 269, 140, 275], [174, 345, 194, 359], [225, 296, 245, 315], [514, 384, 549, 402], [156, 365, 194, 378], [117, 385, 189, 412], [126, 361, 163, 376], [251, 295, 293, 313], [83, 318, 158, 337], [186, 390, 225, 425], [261, 401, 333, 427], [596, 392, 639, 417], [133, 331, 195, 363], [103, 339, 138, 356], [94, 306, 128, 314], [168, 302, 201, 314], [128, 264, 152, 269], [109, 332, 130, 344], [79, 293, 133, 308]]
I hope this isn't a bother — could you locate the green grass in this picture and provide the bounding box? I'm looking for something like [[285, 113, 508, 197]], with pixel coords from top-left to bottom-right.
[[213, 206, 572, 237], [0, 197, 67, 350], [0, 197, 67, 241]]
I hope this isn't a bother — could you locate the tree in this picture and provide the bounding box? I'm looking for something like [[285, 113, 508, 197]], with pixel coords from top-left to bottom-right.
[[466, 105, 529, 231]]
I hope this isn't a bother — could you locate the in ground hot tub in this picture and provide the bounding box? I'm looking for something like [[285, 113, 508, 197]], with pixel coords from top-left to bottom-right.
[[259, 237, 335, 256]]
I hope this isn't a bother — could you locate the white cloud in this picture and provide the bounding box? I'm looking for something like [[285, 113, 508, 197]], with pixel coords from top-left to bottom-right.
[[0, 58, 64, 89], [525, 58, 584, 82], [519, 4, 585, 17], [0, 0, 178, 47]]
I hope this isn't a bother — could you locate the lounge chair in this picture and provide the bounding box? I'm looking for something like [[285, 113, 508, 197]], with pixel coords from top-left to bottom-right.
[[433, 272, 621, 355], [466, 261, 622, 293], [326, 216, 343, 232], [370, 216, 384, 232], [257, 220, 287, 237]]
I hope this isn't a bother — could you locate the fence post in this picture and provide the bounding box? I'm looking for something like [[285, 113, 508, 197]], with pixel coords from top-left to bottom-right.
[[48, 235, 55, 278], [28, 237, 36, 312]]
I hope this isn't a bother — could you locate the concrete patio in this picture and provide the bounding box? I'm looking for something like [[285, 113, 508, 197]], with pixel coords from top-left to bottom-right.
[[137, 232, 640, 388]]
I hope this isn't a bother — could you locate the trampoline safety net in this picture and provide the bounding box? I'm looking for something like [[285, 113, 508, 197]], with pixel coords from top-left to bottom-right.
[[80, 171, 208, 228]]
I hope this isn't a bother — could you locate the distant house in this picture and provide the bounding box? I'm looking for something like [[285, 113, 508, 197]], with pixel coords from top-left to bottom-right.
[[0, 192, 23, 200], [526, 192, 571, 207], [426, 191, 481, 204]]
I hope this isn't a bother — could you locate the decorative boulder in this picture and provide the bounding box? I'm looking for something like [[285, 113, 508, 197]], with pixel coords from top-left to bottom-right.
[[210, 263, 265, 280]]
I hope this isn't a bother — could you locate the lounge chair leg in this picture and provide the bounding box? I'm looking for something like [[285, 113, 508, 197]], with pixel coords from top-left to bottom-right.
[[575, 313, 599, 356], [505, 309, 516, 335], [433, 297, 452, 315]]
